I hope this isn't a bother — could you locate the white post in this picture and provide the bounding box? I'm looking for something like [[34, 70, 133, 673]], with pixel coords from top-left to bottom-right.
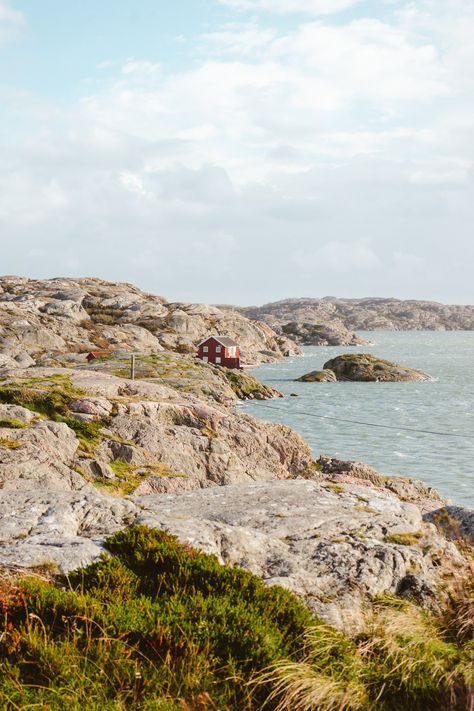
[[130, 354, 136, 380]]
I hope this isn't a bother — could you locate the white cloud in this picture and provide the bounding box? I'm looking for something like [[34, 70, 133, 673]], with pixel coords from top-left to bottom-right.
[[410, 159, 472, 185], [1, 0, 474, 302], [218, 0, 363, 16], [121, 60, 162, 78], [200, 23, 277, 56], [293, 240, 381, 273], [0, 1, 24, 42]]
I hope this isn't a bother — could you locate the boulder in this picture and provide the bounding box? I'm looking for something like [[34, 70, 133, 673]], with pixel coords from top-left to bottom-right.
[[297, 369, 337, 382], [322, 354, 432, 382]]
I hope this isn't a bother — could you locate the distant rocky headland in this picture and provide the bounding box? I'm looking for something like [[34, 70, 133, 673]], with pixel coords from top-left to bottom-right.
[[220, 296, 474, 345]]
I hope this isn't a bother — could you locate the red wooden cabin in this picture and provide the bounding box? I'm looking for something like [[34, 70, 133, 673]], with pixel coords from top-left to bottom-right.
[[86, 351, 111, 362], [197, 336, 240, 369]]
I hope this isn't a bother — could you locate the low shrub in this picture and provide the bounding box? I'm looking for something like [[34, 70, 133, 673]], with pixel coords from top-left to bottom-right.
[[0, 526, 311, 709]]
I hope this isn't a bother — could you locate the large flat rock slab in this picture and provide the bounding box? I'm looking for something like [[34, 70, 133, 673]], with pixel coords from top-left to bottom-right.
[[0, 480, 468, 630], [134, 479, 464, 628]]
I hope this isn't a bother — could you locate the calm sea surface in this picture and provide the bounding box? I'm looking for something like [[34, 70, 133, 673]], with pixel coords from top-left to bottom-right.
[[241, 332, 474, 507]]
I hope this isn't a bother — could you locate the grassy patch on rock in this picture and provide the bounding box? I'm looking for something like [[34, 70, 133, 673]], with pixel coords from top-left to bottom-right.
[[384, 532, 424, 546], [0, 437, 23, 450], [0, 418, 27, 429], [0, 376, 108, 452]]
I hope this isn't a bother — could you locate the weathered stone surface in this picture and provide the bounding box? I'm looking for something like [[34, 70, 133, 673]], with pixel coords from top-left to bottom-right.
[[104, 407, 312, 488], [0, 277, 299, 365], [0, 491, 137, 572], [425, 505, 474, 545], [68, 397, 114, 418], [0, 367, 312, 492], [0, 479, 468, 628], [0, 404, 37, 425], [322, 354, 432, 382], [317, 456, 443, 510], [0, 421, 88, 491], [219, 304, 369, 346], [134, 480, 466, 628]]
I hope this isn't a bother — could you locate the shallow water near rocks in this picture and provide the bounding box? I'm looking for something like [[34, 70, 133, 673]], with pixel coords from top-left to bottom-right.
[[241, 331, 474, 507]]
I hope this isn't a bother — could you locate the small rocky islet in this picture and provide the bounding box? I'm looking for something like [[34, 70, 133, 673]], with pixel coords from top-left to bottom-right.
[[297, 353, 432, 382], [0, 277, 472, 709]]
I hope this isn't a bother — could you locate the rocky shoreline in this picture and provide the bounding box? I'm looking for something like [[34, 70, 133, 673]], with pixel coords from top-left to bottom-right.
[[0, 277, 472, 634]]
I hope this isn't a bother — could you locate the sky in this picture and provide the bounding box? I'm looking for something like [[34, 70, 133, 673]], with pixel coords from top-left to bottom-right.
[[0, 0, 473, 305]]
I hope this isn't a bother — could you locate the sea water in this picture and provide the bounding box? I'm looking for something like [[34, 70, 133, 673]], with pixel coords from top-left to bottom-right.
[[241, 331, 474, 507]]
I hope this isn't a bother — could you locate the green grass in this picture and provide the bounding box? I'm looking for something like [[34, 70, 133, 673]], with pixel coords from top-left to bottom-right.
[[96, 461, 188, 495], [323, 483, 345, 494], [384, 532, 423, 546], [0, 436, 23, 449], [255, 594, 473, 711], [0, 377, 108, 451], [0, 418, 28, 429]]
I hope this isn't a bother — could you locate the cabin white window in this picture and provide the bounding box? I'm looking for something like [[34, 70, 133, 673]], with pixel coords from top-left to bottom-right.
[[216, 345, 221, 353], [228, 347, 235, 356], [203, 346, 208, 353], [215, 357, 221, 364]]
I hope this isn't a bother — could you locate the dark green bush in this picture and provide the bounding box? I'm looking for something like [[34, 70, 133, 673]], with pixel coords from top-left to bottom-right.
[[0, 526, 311, 710]]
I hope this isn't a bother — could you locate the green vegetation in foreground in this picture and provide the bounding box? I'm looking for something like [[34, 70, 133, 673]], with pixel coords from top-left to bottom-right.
[[0, 526, 311, 710], [0, 527, 472, 710], [0, 376, 107, 450], [384, 531, 424, 546], [0, 437, 23, 449]]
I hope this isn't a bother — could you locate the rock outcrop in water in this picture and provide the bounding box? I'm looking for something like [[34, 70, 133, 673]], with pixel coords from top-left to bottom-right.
[[297, 354, 432, 382]]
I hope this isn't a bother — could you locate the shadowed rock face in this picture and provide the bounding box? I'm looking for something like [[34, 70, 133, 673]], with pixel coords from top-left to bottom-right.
[[0, 276, 299, 366], [319, 354, 432, 382]]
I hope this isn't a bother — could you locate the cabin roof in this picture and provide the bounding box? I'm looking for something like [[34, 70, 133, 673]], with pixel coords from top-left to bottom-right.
[[197, 336, 238, 348]]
